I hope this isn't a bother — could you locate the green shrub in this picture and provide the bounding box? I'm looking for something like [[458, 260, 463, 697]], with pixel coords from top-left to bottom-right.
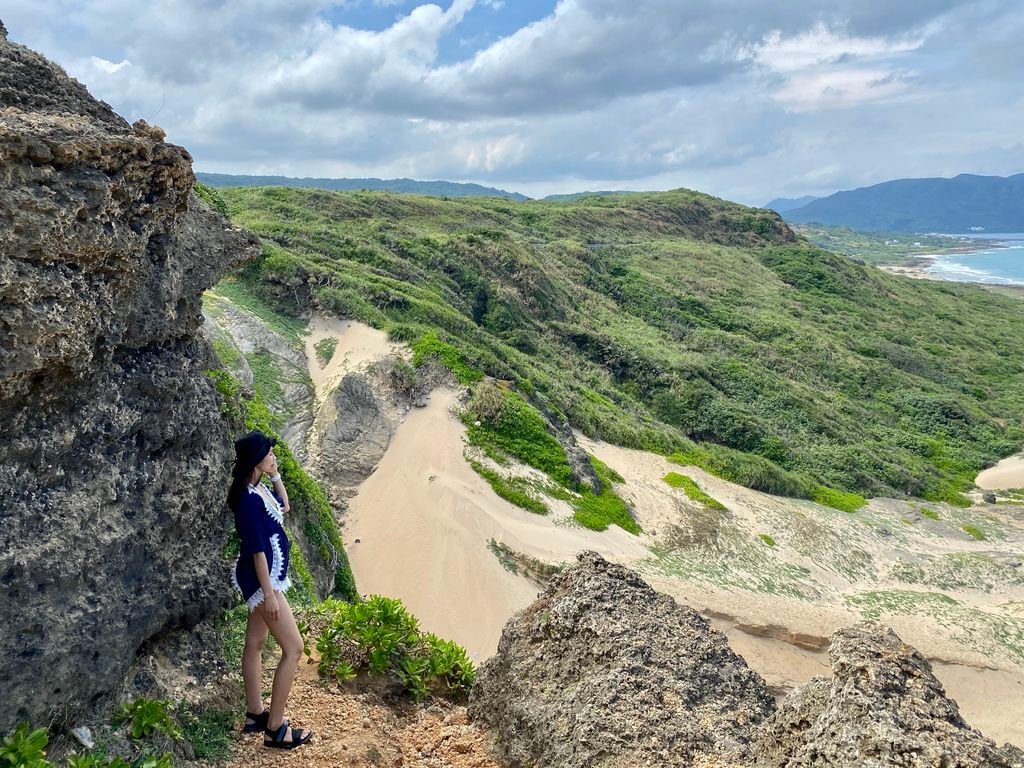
[[176, 705, 234, 761], [669, 444, 816, 499], [411, 331, 482, 384], [314, 596, 475, 702], [573, 455, 639, 534], [193, 181, 229, 216], [758, 533, 777, 547], [812, 486, 867, 513], [114, 699, 182, 741], [962, 524, 986, 541], [469, 460, 548, 515], [662, 472, 727, 511], [464, 387, 575, 487], [314, 337, 338, 366], [0, 724, 52, 768], [921, 508, 941, 521]]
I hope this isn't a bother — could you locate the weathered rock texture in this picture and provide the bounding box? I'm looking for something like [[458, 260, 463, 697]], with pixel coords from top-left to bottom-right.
[[470, 551, 776, 767], [472, 553, 1024, 768], [758, 623, 1024, 767], [0, 26, 259, 731]]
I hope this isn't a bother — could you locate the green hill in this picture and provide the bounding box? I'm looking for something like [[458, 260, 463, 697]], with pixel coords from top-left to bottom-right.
[[213, 185, 1024, 505]]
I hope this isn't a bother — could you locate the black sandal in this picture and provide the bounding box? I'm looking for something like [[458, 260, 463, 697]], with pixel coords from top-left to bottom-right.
[[264, 722, 312, 750], [241, 709, 269, 734]]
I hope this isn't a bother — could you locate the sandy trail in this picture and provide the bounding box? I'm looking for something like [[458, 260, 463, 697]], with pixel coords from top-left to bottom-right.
[[977, 454, 1024, 490], [344, 389, 646, 661]]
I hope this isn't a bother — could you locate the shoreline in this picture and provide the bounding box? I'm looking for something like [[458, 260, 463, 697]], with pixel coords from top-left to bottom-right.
[[878, 240, 1023, 286]]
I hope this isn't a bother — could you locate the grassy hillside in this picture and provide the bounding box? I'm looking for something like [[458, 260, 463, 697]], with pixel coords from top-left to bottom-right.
[[214, 186, 1024, 505]]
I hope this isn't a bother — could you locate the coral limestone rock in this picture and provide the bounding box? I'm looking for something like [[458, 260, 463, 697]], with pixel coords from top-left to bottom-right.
[[470, 551, 776, 767], [0, 26, 259, 730], [757, 623, 1024, 767]]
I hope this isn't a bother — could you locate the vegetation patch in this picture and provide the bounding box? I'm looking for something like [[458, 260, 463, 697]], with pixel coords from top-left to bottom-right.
[[469, 459, 549, 515], [663, 472, 727, 510], [210, 278, 308, 346], [411, 330, 482, 384], [962, 524, 986, 541], [464, 384, 574, 487], [812, 486, 867, 513], [921, 508, 941, 521], [845, 589, 1024, 662], [314, 337, 338, 367], [312, 596, 475, 702], [487, 539, 565, 586], [574, 455, 640, 534], [758, 533, 776, 547]]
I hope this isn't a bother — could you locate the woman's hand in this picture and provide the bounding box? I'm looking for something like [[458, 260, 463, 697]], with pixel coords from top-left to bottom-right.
[[263, 592, 281, 621]]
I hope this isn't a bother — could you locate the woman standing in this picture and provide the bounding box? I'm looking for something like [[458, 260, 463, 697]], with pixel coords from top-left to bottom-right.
[[227, 430, 313, 750]]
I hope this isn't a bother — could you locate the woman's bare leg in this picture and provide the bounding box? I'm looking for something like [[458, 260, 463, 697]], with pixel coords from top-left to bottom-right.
[[242, 608, 270, 720], [256, 591, 308, 742]]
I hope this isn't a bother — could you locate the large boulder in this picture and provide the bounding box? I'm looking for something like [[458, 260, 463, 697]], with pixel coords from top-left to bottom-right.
[[469, 551, 776, 767], [0, 24, 259, 731], [757, 623, 1024, 767]]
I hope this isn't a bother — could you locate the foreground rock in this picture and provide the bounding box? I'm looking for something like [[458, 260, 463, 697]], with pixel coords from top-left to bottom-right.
[[0, 23, 258, 731], [472, 553, 1023, 767], [470, 551, 776, 767], [758, 623, 1024, 768]]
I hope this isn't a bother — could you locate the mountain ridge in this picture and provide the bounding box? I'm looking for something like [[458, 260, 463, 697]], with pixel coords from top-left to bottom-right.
[[782, 172, 1024, 232], [196, 171, 529, 201]]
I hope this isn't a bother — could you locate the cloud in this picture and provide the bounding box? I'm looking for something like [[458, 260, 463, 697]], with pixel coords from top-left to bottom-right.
[[4, 0, 1022, 203]]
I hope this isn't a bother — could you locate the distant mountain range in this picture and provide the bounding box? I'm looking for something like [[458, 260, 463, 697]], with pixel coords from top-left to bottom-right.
[[764, 195, 819, 213], [777, 173, 1024, 232], [196, 172, 529, 201]]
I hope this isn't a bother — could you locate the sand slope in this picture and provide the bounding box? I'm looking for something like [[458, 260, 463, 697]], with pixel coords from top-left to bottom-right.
[[977, 454, 1024, 490]]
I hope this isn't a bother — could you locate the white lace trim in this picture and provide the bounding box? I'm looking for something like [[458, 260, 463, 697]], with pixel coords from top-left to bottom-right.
[[270, 533, 287, 583], [244, 574, 292, 612], [247, 483, 284, 527], [231, 538, 291, 613]]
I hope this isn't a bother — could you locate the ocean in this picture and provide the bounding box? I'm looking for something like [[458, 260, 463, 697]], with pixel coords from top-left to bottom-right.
[[925, 233, 1024, 285]]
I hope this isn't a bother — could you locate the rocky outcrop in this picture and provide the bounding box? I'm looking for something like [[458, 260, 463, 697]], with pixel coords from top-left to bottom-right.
[[470, 551, 776, 767], [472, 553, 1024, 767], [0, 27, 259, 731], [758, 623, 1024, 767], [312, 374, 393, 491]]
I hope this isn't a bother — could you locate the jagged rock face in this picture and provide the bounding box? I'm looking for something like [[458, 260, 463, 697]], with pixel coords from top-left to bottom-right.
[[313, 373, 393, 490], [469, 551, 776, 767], [757, 623, 1024, 768], [0, 28, 259, 731]]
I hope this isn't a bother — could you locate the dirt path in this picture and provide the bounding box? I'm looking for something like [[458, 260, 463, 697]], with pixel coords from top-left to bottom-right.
[[224, 658, 498, 768]]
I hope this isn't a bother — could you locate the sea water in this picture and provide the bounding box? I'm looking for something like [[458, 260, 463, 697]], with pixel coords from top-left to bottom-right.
[[925, 233, 1024, 285]]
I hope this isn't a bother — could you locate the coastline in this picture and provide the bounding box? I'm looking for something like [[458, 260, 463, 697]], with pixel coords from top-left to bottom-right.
[[878, 237, 1023, 286]]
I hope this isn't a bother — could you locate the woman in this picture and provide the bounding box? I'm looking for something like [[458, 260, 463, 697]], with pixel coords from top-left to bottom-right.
[[227, 430, 313, 750]]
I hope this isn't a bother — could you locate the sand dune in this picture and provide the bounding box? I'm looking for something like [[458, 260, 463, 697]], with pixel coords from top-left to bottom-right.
[[977, 454, 1024, 490]]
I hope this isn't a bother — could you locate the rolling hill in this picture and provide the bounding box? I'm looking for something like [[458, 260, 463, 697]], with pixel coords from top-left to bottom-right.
[[208, 184, 1024, 506]]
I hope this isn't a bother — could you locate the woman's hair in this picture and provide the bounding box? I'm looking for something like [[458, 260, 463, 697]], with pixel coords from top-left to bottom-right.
[[227, 459, 254, 512]]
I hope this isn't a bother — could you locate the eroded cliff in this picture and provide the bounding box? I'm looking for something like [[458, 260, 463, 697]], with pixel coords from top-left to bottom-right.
[[0, 22, 259, 731]]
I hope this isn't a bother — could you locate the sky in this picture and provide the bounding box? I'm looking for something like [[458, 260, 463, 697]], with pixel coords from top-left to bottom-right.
[[5, 0, 1024, 204]]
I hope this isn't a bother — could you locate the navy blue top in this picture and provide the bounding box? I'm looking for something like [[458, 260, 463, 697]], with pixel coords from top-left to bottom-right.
[[232, 483, 292, 611]]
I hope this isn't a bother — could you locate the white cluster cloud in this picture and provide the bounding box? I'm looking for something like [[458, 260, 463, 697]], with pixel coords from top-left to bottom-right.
[[4, 0, 1022, 201]]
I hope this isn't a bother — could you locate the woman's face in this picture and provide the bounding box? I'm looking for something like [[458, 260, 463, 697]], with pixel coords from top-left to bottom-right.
[[256, 448, 277, 474]]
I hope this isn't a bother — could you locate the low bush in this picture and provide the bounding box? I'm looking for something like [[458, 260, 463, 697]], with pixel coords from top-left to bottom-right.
[[662, 472, 727, 511], [574, 456, 639, 534], [313, 596, 475, 702], [962, 524, 986, 541], [469, 460, 549, 515], [812, 486, 867, 513]]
